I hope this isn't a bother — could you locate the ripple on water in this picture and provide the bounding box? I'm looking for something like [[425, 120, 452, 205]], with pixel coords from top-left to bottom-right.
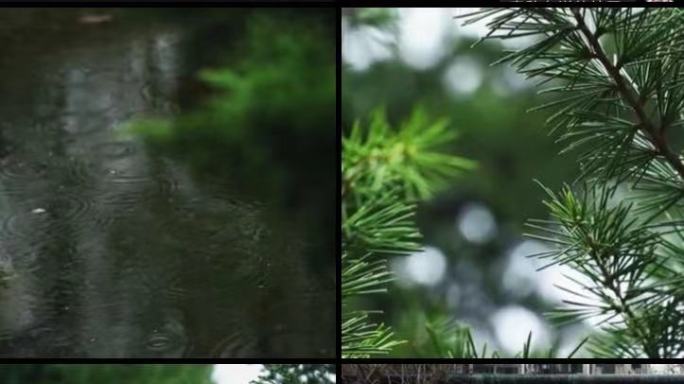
[[88, 188, 177, 234], [0, 161, 50, 195], [61, 157, 97, 186], [0, 157, 96, 198], [143, 314, 187, 356], [267, 329, 331, 358], [145, 331, 172, 352], [214, 330, 258, 357], [130, 262, 188, 302], [96, 168, 179, 209], [91, 140, 137, 160], [60, 111, 110, 136], [0, 193, 95, 245]]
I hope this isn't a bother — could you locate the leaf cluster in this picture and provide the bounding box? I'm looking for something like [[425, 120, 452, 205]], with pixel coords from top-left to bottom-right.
[[342, 108, 474, 357], [343, 108, 475, 201]]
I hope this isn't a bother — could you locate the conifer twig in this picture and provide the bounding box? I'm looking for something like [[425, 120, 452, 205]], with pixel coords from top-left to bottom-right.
[[570, 8, 684, 181]]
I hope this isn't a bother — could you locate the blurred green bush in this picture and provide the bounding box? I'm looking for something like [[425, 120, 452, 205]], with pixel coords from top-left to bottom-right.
[[343, 8, 584, 356], [128, 10, 334, 206], [0, 365, 212, 384]]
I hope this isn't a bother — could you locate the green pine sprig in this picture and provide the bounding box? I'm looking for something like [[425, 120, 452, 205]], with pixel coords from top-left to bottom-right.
[[463, 7, 684, 357], [342, 107, 474, 357]]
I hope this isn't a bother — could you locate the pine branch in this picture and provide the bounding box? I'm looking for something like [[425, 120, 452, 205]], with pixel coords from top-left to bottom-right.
[[423, 317, 587, 358], [343, 108, 475, 201], [341, 107, 473, 357], [465, 7, 684, 357], [570, 8, 684, 181]]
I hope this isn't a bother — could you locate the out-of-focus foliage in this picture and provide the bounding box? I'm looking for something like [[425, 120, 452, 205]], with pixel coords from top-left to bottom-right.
[[344, 8, 397, 29], [128, 10, 334, 205], [124, 9, 335, 280], [343, 8, 583, 357], [254, 365, 335, 384], [0, 365, 212, 384]]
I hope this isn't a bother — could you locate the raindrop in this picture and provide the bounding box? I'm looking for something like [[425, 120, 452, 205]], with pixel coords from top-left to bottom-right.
[[215, 330, 258, 357]]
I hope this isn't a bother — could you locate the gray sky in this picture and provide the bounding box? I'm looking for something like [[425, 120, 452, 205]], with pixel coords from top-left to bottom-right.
[[213, 365, 265, 384]]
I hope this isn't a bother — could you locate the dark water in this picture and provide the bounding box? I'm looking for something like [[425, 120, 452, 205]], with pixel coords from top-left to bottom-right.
[[0, 9, 334, 357], [446, 377, 684, 384]]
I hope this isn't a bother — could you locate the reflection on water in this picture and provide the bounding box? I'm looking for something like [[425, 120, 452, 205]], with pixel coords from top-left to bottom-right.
[[444, 376, 684, 384], [0, 9, 334, 357]]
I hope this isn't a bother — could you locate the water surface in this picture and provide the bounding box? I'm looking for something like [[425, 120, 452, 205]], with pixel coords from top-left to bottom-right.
[[0, 9, 335, 357]]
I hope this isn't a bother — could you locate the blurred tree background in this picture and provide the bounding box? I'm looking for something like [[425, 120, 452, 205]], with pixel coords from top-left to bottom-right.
[[0, 364, 335, 384], [343, 8, 592, 356], [128, 8, 335, 273], [129, 8, 334, 207], [0, 365, 212, 384]]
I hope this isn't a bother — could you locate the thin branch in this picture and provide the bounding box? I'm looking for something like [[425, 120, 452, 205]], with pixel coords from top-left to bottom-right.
[[571, 8, 684, 181], [571, 8, 676, 357], [594, 253, 657, 357]]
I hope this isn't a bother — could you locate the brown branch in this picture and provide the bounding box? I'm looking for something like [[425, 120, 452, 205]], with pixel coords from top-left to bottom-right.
[[571, 8, 684, 181], [570, 11, 670, 355], [595, 255, 657, 357]]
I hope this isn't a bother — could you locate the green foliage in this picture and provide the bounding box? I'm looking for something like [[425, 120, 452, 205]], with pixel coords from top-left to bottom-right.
[[342, 194, 421, 255], [127, 11, 334, 200], [66, 366, 212, 384], [422, 316, 586, 359], [0, 365, 212, 384], [344, 10, 587, 357], [344, 8, 397, 29], [464, 7, 684, 357], [342, 107, 474, 357], [344, 108, 475, 200], [424, 317, 487, 358], [253, 365, 335, 384]]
